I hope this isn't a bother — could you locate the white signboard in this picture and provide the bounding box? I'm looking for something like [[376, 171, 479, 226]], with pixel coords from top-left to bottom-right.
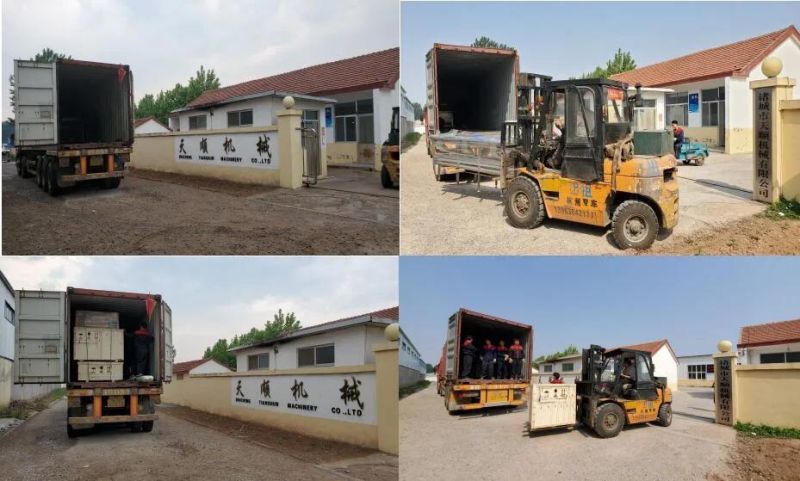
[[175, 132, 279, 169], [230, 373, 376, 425]]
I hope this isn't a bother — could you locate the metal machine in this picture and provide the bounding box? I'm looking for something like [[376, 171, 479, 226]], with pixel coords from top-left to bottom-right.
[[381, 107, 400, 188]]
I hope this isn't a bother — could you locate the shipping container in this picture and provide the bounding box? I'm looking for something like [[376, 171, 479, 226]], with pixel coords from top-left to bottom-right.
[[13, 59, 134, 195], [14, 287, 174, 437], [441, 308, 533, 412]]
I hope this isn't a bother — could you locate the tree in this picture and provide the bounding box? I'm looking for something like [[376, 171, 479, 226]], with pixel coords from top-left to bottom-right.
[[412, 102, 424, 121], [471, 36, 513, 50], [9, 48, 71, 115], [581, 48, 637, 79], [135, 66, 221, 125], [532, 344, 580, 368], [425, 363, 435, 373]]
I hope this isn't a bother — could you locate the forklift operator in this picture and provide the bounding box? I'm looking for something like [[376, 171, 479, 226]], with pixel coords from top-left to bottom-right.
[[620, 358, 635, 392]]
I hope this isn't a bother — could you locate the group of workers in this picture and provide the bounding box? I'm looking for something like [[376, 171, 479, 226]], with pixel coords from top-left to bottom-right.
[[460, 337, 526, 380]]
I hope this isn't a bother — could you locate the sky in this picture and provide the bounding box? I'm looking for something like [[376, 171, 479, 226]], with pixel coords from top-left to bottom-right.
[[401, 1, 800, 105], [1, 0, 399, 117], [0, 256, 398, 362], [400, 257, 800, 365]]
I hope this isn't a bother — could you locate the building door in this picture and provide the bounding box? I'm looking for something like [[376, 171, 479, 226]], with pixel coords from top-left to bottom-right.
[[718, 102, 726, 148]]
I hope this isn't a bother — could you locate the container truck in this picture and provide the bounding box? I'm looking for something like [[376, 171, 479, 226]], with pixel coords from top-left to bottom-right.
[[439, 308, 532, 412], [13, 59, 134, 195], [424, 44, 519, 181], [14, 287, 174, 437]]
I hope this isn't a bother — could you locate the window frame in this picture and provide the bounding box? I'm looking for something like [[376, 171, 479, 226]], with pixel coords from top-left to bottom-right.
[[297, 343, 335, 368], [666, 91, 689, 127], [188, 114, 207, 131], [542, 364, 553, 373], [3, 302, 13, 325], [561, 362, 575, 372], [247, 353, 269, 370], [334, 99, 374, 143], [227, 109, 254, 128]]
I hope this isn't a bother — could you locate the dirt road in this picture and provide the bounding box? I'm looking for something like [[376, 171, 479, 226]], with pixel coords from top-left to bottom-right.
[[2, 164, 398, 255], [400, 384, 735, 481], [400, 140, 768, 255], [0, 400, 397, 481]]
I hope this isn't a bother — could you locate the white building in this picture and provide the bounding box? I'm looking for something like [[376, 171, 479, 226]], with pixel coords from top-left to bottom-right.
[[620, 339, 679, 392], [134, 116, 171, 135], [400, 87, 415, 138], [172, 358, 231, 380], [170, 48, 399, 172], [537, 353, 582, 384], [677, 354, 716, 387], [737, 318, 800, 365], [613, 25, 800, 153], [0, 270, 15, 409], [629, 87, 673, 132], [230, 307, 398, 372], [399, 328, 426, 388]]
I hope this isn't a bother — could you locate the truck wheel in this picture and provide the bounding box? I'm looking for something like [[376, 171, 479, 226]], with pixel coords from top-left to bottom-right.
[[46, 160, 61, 197], [67, 424, 79, 438], [142, 421, 154, 433], [593, 403, 625, 438], [36, 158, 45, 188], [102, 177, 121, 189], [130, 422, 143, 433], [656, 404, 672, 427], [16, 159, 22, 177], [611, 200, 659, 250], [505, 176, 545, 229], [381, 165, 393, 188]]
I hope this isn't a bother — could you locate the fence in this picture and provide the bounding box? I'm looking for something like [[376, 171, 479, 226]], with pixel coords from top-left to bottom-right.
[[735, 363, 800, 429], [780, 100, 800, 200]]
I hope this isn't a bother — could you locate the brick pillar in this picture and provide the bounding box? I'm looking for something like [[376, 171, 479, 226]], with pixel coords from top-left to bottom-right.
[[712, 340, 738, 426], [373, 323, 399, 455], [277, 96, 303, 189]]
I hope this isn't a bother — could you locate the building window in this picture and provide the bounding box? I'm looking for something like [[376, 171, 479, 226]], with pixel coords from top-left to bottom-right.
[[701, 87, 725, 127], [760, 352, 800, 364], [247, 353, 269, 370], [4, 302, 13, 325], [335, 99, 374, 143], [297, 344, 335, 367], [666, 92, 688, 126], [561, 362, 574, 372], [302, 110, 319, 130], [687, 364, 708, 379], [227, 109, 253, 128], [189, 115, 207, 130], [542, 364, 552, 373]]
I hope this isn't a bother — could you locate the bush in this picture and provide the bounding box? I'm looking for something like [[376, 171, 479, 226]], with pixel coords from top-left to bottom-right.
[[766, 197, 800, 220], [401, 132, 422, 153], [734, 422, 800, 439]]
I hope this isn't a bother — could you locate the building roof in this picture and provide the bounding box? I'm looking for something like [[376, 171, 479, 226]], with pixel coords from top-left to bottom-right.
[[738, 318, 800, 348], [617, 339, 677, 361], [229, 306, 399, 353], [541, 353, 582, 363], [173, 359, 230, 375], [0, 269, 13, 295], [611, 25, 800, 87], [134, 116, 170, 131], [185, 47, 399, 109]]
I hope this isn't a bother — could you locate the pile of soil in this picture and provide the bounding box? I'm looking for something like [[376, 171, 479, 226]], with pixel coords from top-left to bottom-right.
[[720, 433, 800, 481]]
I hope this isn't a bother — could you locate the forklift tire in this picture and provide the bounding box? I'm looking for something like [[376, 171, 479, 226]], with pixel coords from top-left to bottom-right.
[[142, 421, 154, 432], [593, 403, 625, 438], [611, 200, 659, 250], [46, 160, 61, 197], [695, 156, 706, 167], [102, 177, 121, 189], [656, 404, 672, 427], [381, 165, 393, 188], [505, 176, 545, 229]]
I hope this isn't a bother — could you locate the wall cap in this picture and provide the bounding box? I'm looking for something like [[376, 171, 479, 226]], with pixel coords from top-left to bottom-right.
[[189, 364, 376, 378], [276, 109, 302, 117], [749, 77, 796, 90], [779, 99, 800, 110], [372, 341, 398, 353], [736, 362, 800, 371]]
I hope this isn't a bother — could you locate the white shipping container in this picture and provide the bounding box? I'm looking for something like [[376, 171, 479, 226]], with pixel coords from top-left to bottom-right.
[[77, 361, 123, 381], [529, 383, 576, 431], [73, 327, 124, 361]]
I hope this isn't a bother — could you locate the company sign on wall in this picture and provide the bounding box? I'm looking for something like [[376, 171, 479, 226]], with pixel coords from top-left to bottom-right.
[[175, 132, 279, 170], [230, 373, 376, 425]]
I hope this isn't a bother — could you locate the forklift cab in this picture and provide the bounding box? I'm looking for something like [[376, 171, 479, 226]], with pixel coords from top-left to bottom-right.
[[601, 348, 659, 401]]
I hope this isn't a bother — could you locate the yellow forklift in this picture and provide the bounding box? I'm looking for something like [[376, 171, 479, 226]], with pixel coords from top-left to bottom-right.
[[502, 75, 679, 249], [381, 107, 400, 188]]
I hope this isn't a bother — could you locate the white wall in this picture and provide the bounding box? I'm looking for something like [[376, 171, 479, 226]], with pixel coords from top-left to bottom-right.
[[652, 346, 678, 392], [373, 80, 400, 145], [135, 119, 170, 134], [738, 341, 800, 365], [176, 96, 328, 133], [0, 281, 15, 362], [399, 330, 426, 374], [190, 360, 231, 375], [235, 325, 384, 372], [538, 356, 582, 384], [665, 77, 726, 129], [677, 354, 716, 381]]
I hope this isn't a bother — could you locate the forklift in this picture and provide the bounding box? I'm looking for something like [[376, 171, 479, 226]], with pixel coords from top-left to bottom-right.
[[381, 107, 400, 188], [576, 345, 672, 438], [501, 74, 679, 249]]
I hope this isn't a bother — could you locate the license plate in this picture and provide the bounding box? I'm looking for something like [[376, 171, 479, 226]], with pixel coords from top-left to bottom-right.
[[107, 396, 125, 408], [90, 156, 103, 166], [488, 390, 509, 403]]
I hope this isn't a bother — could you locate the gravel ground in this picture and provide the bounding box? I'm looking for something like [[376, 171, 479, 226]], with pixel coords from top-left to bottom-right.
[[400, 140, 767, 255], [400, 384, 736, 481], [0, 399, 397, 481], [2, 163, 398, 255]]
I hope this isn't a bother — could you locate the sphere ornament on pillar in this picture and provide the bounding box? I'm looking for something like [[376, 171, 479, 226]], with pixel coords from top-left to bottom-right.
[[385, 322, 400, 342], [761, 57, 783, 78], [717, 340, 733, 353], [282, 95, 296, 109]]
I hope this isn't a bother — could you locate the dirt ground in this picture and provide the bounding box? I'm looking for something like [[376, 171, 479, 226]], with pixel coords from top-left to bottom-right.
[[1, 163, 398, 255], [646, 215, 800, 255], [0, 399, 397, 481], [724, 434, 800, 481]]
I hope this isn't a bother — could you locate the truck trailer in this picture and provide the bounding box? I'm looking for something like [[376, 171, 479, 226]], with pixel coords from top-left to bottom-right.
[[439, 308, 533, 412], [13, 59, 134, 195], [14, 287, 174, 437]]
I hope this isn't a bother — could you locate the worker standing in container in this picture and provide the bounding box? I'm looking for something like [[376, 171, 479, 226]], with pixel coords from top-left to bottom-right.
[[460, 336, 477, 378], [133, 320, 153, 377], [509, 339, 525, 380], [480, 339, 496, 379], [495, 340, 509, 379]]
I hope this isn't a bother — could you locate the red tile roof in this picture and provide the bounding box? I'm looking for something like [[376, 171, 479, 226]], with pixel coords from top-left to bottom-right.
[[173, 359, 209, 375], [738, 319, 800, 348], [618, 339, 676, 360], [134, 116, 170, 131], [186, 48, 399, 109], [611, 25, 800, 87]]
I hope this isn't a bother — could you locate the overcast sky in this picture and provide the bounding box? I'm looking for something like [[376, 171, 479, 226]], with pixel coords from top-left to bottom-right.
[[2, 0, 398, 117], [0, 256, 398, 362]]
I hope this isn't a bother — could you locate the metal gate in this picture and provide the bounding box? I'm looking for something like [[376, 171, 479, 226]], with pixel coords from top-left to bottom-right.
[[300, 127, 320, 186]]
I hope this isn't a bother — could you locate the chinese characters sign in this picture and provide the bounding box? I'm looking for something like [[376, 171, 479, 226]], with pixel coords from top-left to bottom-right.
[[230, 373, 376, 425], [688, 93, 699, 113], [175, 131, 279, 170], [715, 358, 733, 425], [754, 89, 772, 202]]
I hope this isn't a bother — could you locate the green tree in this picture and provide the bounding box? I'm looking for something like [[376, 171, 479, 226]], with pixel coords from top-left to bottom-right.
[[582, 48, 637, 79], [412, 102, 424, 121], [135, 66, 221, 125], [425, 363, 434, 373], [9, 48, 71, 115], [471, 36, 513, 50], [532, 345, 580, 367]]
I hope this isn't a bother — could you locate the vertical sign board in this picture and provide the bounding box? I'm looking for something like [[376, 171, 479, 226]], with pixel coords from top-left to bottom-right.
[[325, 107, 333, 128], [715, 358, 733, 425], [231, 373, 377, 425], [754, 88, 772, 202], [175, 132, 279, 170], [688, 93, 699, 113]]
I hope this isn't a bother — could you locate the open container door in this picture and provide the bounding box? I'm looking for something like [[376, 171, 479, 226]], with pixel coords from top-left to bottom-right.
[[161, 300, 174, 382], [14, 61, 58, 147], [14, 290, 67, 383]]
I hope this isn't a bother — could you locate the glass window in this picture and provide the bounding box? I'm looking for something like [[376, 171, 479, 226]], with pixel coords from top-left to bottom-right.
[[358, 114, 374, 143], [316, 345, 335, 365], [542, 364, 553, 373], [188, 115, 207, 130], [302, 109, 319, 130], [297, 344, 335, 367], [247, 353, 269, 370], [605, 88, 629, 123], [561, 362, 574, 372], [760, 353, 785, 364], [787, 352, 800, 363], [335, 102, 356, 116], [666, 91, 689, 127], [637, 355, 652, 382], [567, 88, 595, 141], [688, 365, 707, 380], [4, 302, 13, 325], [227, 109, 253, 128], [706, 364, 714, 373], [356, 99, 374, 114], [298, 347, 315, 367]]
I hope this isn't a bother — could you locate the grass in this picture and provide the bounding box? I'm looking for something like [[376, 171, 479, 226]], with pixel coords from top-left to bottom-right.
[[735, 422, 800, 439], [765, 197, 800, 220], [400, 379, 431, 399], [0, 387, 65, 420], [401, 132, 422, 153]]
